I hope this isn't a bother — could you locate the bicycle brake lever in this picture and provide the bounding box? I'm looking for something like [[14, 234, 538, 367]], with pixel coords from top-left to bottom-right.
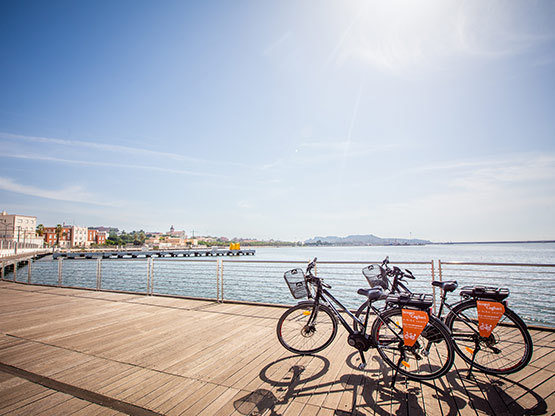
[[404, 269, 415, 279]]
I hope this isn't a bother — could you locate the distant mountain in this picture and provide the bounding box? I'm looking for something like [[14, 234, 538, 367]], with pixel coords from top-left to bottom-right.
[[304, 234, 431, 246]]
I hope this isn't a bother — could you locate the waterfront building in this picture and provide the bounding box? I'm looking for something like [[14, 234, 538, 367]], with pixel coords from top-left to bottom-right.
[[43, 225, 108, 248], [0, 211, 43, 246], [87, 229, 107, 245], [72, 226, 88, 247], [44, 226, 72, 248]]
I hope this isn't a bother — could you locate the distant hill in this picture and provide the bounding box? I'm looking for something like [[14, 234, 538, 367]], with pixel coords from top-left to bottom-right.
[[304, 234, 431, 246]]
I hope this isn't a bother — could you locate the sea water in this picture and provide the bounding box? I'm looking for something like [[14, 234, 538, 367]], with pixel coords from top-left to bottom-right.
[[8, 243, 555, 328]]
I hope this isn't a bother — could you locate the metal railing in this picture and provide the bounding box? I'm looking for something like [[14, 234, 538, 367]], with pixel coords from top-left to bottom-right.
[[0, 241, 44, 257], [1, 257, 554, 328], [0, 258, 433, 307], [437, 260, 555, 329]]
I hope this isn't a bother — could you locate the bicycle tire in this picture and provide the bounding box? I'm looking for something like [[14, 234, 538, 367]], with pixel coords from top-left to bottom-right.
[[276, 302, 338, 355], [444, 299, 533, 375], [371, 307, 455, 380]]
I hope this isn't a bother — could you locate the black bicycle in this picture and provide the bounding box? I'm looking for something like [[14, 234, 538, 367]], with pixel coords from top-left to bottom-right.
[[277, 258, 455, 386], [356, 257, 533, 377]]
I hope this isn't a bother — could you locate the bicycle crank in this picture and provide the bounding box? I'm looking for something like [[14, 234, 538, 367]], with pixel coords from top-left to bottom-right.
[[348, 333, 372, 352]]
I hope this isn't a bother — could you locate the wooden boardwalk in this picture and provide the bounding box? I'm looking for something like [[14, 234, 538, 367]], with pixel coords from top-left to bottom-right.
[[0, 281, 553, 416]]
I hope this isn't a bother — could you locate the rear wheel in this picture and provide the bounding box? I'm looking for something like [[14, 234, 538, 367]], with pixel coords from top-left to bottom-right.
[[445, 299, 533, 375], [277, 302, 337, 354], [371, 307, 454, 380]]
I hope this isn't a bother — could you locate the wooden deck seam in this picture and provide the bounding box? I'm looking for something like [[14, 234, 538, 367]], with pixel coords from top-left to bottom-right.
[[0, 362, 162, 416], [0, 332, 280, 398]]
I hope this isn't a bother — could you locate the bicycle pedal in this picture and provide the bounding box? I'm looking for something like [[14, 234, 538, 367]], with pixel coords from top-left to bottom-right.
[[358, 363, 366, 370]]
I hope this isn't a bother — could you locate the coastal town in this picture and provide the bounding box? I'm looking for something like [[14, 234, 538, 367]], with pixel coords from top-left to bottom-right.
[[0, 210, 295, 257]]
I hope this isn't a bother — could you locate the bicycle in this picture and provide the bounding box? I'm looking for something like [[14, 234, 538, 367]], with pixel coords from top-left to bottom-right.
[[276, 258, 455, 387], [356, 257, 533, 377]]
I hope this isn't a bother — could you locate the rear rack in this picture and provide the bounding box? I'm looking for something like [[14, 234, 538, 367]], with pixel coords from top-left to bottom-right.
[[386, 293, 433, 310], [460, 286, 509, 301]]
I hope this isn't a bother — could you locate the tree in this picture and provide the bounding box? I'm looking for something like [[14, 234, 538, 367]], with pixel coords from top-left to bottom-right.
[[55, 224, 66, 247], [106, 231, 121, 246], [36, 224, 45, 237]]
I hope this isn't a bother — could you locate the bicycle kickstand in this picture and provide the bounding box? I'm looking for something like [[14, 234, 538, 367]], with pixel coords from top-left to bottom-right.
[[391, 355, 404, 389], [466, 343, 481, 380], [358, 351, 367, 370]]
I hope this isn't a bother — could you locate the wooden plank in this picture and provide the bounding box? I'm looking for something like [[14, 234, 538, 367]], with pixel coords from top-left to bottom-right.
[[144, 378, 205, 414], [0, 283, 553, 416], [37, 396, 93, 415], [0, 379, 54, 413], [5, 391, 75, 416]]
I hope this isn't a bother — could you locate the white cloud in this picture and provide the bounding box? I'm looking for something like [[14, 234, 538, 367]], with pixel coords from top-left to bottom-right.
[[415, 153, 555, 190], [0, 177, 119, 206], [0, 152, 226, 178], [0, 131, 196, 162], [330, 1, 554, 73], [264, 31, 293, 56]]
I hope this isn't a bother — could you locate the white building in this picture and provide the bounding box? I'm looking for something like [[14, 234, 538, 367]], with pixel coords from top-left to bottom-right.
[[0, 211, 44, 253], [71, 226, 88, 247], [0, 211, 42, 245]]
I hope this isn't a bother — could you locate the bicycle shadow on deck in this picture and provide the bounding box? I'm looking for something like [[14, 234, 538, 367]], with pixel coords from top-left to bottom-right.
[[233, 353, 549, 416], [233, 353, 462, 416], [441, 366, 549, 416]]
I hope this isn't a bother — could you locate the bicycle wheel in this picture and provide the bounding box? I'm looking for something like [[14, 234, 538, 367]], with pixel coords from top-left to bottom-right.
[[371, 307, 454, 380], [277, 302, 337, 354], [444, 299, 533, 375]]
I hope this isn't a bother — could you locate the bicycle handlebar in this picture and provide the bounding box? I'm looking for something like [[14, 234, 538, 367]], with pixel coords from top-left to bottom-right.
[[380, 257, 415, 281], [305, 258, 332, 289]]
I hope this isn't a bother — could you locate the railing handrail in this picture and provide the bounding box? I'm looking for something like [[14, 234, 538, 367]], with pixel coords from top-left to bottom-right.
[[439, 261, 555, 267], [145, 258, 433, 265]]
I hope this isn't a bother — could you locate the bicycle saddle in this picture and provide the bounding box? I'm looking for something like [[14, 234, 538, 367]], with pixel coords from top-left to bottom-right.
[[432, 280, 458, 292], [357, 287, 384, 301]]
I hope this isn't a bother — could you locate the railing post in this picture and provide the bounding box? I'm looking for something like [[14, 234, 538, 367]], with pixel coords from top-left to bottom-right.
[[13, 261, 17, 282], [96, 258, 101, 290], [148, 257, 154, 295], [57, 257, 63, 287], [146, 258, 150, 295], [219, 259, 224, 303], [438, 259, 443, 282], [146, 257, 154, 295], [216, 259, 220, 301], [27, 259, 32, 284], [431, 260, 436, 314]]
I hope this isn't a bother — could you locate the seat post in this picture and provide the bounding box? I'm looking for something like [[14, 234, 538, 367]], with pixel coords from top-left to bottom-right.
[[437, 292, 447, 320]]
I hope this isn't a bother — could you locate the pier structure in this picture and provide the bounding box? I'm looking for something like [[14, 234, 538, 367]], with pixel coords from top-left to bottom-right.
[[0, 250, 50, 281], [0, 280, 553, 415], [52, 248, 256, 260]]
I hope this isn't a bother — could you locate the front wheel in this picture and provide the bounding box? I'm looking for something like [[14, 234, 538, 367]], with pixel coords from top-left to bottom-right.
[[371, 307, 455, 380], [277, 302, 337, 354], [444, 299, 533, 375]]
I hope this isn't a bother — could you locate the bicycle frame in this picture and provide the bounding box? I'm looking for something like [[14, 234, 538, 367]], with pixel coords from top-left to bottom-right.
[[309, 282, 365, 335], [307, 277, 405, 362]]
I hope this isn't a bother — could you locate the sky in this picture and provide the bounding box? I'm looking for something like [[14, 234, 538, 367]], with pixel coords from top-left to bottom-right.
[[1, 0, 554, 242]]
